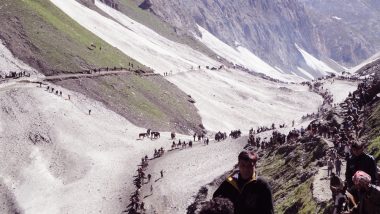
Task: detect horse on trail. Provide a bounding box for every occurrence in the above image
[139,133,148,139]
[171,141,176,150]
[151,131,160,139]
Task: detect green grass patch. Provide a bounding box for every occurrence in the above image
[366,101,380,164]
[368,136,380,164]
[276,179,319,214]
[367,101,380,140]
[257,139,329,213]
[54,74,202,133]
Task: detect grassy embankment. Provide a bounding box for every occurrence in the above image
[54,73,203,134]
[367,101,380,164]
[258,139,329,213]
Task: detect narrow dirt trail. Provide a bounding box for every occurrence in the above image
[0,69,158,87]
[312,137,346,203]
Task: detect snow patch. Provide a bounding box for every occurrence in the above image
[321,79,358,104]
[0,40,40,77]
[167,68,322,132]
[331,16,342,20]
[297,67,315,80]
[196,25,303,82]
[295,44,337,76]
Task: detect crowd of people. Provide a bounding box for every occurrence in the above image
[0,70,30,79]
[123,74,380,213]
[219,75,380,214]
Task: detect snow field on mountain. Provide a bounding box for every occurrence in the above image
[168,68,323,132]
[295,44,338,77]
[196,25,303,82]
[321,79,358,104]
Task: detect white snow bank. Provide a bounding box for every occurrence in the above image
[196,25,304,82]
[0,40,40,77]
[49,0,218,76]
[331,16,342,20]
[168,68,323,132]
[295,44,337,76]
[322,79,358,104]
[297,67,315,80]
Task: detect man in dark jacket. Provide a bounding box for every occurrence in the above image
[345,142,377,189]
[213,150,274,214]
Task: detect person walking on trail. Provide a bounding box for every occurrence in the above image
[89,109,91,115]
[328,158,334,177]
[335,158,343,177]
[345,141,377,189]
[160,170,164,178]
[330,172,342,201]
[213,150,274,214]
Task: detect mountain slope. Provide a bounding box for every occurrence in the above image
[0,0,141,75]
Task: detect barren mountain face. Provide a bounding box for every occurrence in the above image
[140,0,378,75]
[311,0,380,63]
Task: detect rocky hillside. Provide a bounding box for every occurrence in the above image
[299,0,380,68]
[137,0,378,77]
[301,0,380,54]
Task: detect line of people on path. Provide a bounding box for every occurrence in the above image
[319,77,380,214]
[171,139,193,150]
[0,70,30,79]
[127,151,169,213]
[43,84,94,116]
[128,155,149,214]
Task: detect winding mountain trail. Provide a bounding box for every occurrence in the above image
[0,65,359,213]
[311,79,357,204]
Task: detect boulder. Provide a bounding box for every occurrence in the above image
[139,0,153,10]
